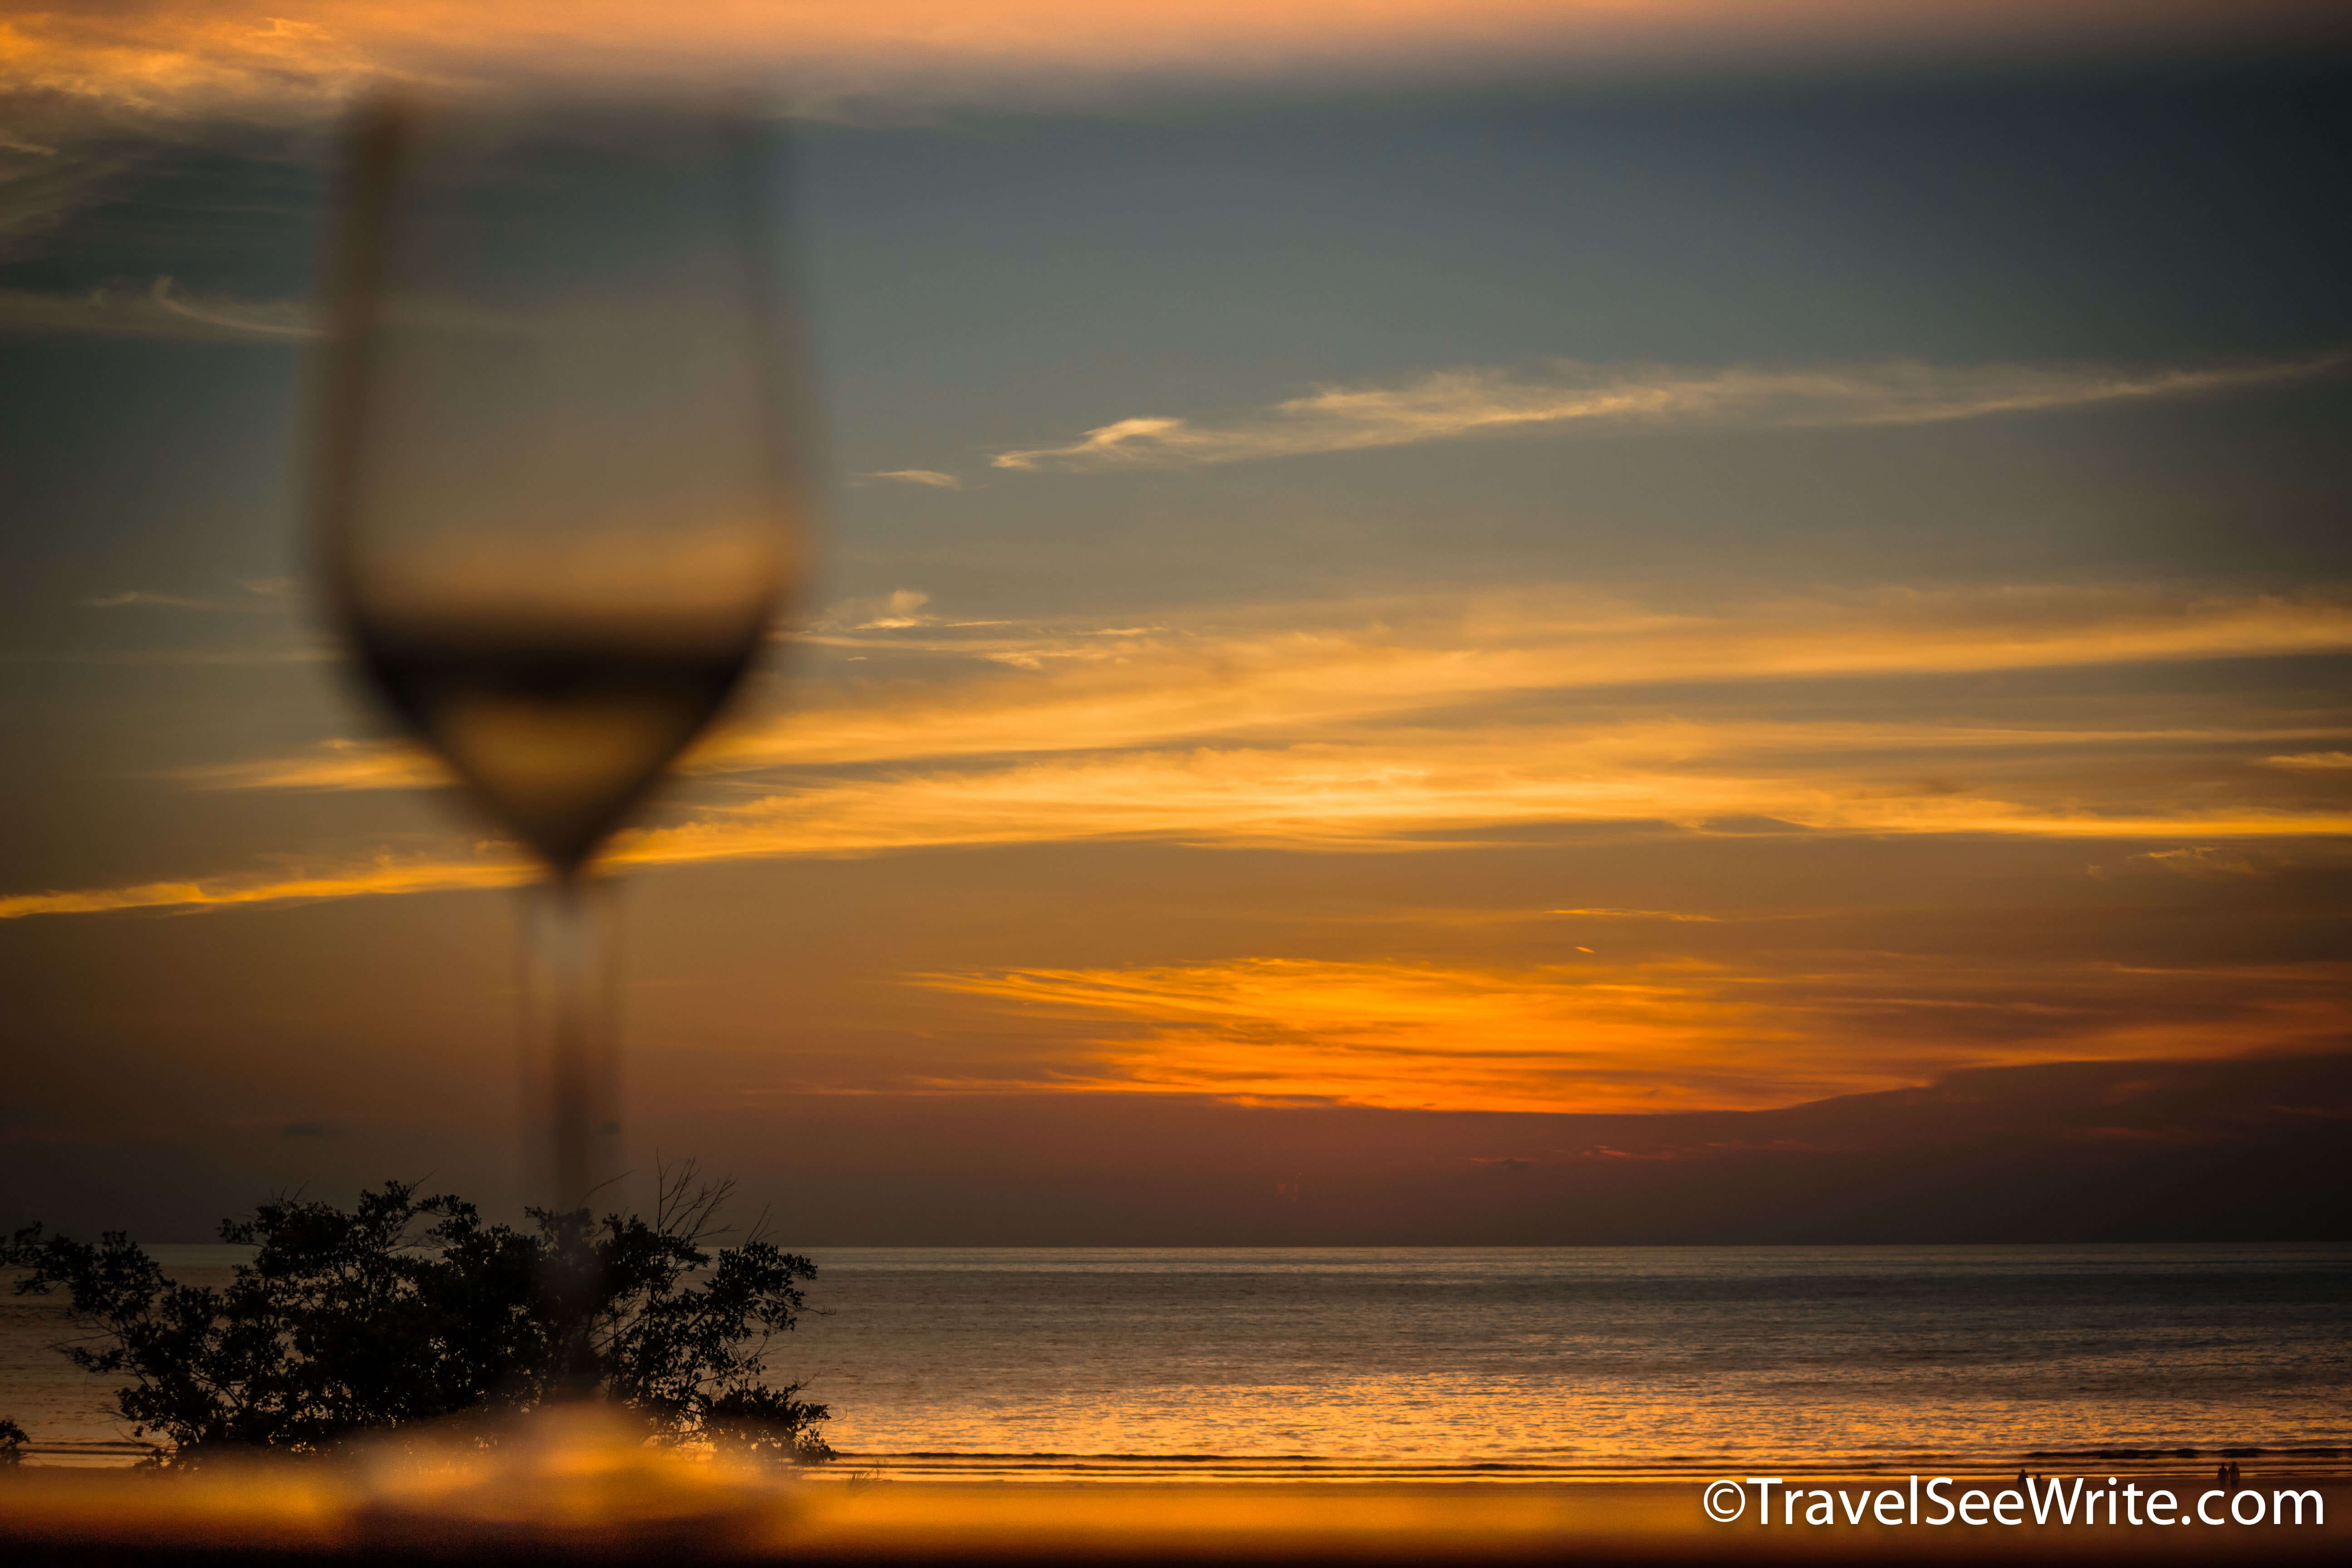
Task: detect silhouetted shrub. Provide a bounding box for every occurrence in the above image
[4,1164,830,1467]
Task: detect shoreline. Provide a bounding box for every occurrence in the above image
[19,1438,2352,1487]
[806,1452,2352,1485]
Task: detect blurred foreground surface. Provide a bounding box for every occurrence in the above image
[1,1426,2344,1566]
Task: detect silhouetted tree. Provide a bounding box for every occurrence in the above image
[0,1417,25,1465]
[4,1163,830,1467]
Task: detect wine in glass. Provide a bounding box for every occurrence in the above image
[312,93,802,1220]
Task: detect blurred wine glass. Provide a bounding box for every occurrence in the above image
[312,93,801,1220]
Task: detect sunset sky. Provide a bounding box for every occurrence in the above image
[3,2,2348,1242]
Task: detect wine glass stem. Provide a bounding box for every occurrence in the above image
[524,877,620,1217]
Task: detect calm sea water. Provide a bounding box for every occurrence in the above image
[8,1245,2348,1475]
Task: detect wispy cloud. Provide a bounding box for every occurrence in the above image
[0,645,333,667]
[2116,846,2269,879]
[991,353,2349,470]
[81,589,221,610]
[1548,908,1724,922]
[8,4,2341,131]
[171,738,448,793]
[9,740,2346,921]
[80,578,297,611]
[791,588,948,634]
[13,582,2351,919]
[190,585,2352,789]
[0,855,531,922]
[103,708,2352,918]
[705,584,2352,771]
[864,469,964,490]
[1,12,371,126]
[607,738,2352,864]
[0,277,313,341]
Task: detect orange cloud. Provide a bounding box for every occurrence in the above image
[173,737,448,792]
[6,3,2342,128]
[920,957,1806,1112]
[634,583,2352,778]
[912,954,2352,1112]
[195,583,2352,791]
[10,581,2348,920]
[0,853,529,921]
[609,735,2352,864]
[20,724,2330,922]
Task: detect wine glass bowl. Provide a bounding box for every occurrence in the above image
[312,92,801,1212]
[317,94,797,877]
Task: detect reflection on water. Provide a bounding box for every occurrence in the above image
[785,1245,2352,1474]
[8,1245,2348,1475]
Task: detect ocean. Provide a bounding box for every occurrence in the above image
[7,1245,2348,1476]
